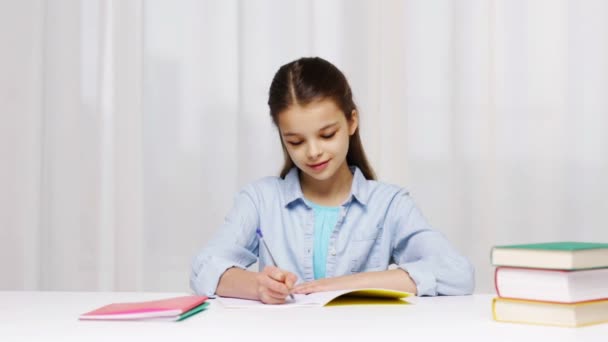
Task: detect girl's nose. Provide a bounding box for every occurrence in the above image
[306,142,322,160]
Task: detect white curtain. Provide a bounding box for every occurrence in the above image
[2,0,607,293]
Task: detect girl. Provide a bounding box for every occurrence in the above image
[190,57,474,304]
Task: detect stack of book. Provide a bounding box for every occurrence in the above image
[79,295,209,322]
[490,242,608,327]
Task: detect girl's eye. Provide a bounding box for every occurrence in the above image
[322,132,336,139]
[288,141,303,146]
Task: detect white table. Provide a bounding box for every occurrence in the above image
[1,291,606,341]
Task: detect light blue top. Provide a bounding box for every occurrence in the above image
[190,166,475,297]
[304,200,340,280]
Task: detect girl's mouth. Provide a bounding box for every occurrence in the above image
[308,159,330,171]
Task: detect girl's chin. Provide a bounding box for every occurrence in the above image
[299,166,335,181]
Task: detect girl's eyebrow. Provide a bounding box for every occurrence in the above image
[283,122,339,137]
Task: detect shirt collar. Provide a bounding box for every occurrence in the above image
[282,166,370,207]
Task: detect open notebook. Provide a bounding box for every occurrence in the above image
[217,288,413,308]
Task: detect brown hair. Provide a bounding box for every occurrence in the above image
[267,57,376,180]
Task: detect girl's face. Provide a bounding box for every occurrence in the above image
[278,98,358,182]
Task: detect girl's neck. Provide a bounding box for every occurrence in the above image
[299,162,353,207]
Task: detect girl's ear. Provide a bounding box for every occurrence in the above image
[348,110,359,136]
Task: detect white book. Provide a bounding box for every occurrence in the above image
[495,267,608,303]
[217,288,412,308]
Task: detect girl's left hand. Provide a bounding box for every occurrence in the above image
[292,275,355,294]
[291,270,417,295]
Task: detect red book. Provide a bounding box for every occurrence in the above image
[79,295,208,321]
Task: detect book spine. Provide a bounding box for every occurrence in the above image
[489,246,496,266]
[494,267,501,297]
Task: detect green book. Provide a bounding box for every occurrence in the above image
[176,302,210,321]
[491,242,608,270]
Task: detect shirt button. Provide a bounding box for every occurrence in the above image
[330,249,336,256]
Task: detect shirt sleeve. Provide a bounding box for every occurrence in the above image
[389,190,475,296]
[189,185,260,296]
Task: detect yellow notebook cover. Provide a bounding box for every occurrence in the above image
[325,288,412,306]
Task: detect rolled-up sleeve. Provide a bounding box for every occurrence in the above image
[390,191,475,296]
[189,186,260,296]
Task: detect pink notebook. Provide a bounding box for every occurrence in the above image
[79,295,208,321]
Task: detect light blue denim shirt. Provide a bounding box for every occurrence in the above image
[190,167,475,297]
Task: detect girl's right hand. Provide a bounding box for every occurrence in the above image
[255,266,297,304]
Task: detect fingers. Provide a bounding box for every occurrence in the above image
[262,276,290,295]
[263,266,286,282]
[292,280,323,294]
[284,272,297,289]
[256,272,289,304]
[255,274,286,304]
[262,266,298,291]
[258,267,299,304]
[292,284,313,294]
[259,283,289,304]
[259,291,286,304]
